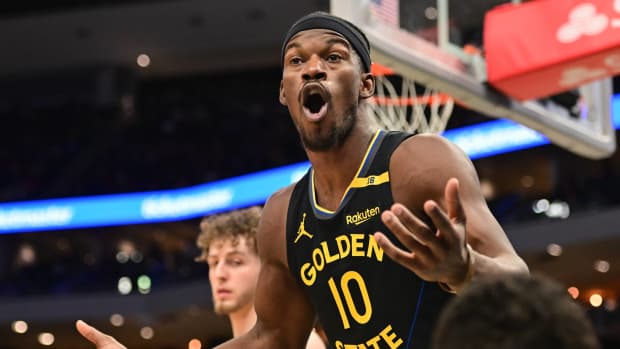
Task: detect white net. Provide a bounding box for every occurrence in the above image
[368,70,455,134]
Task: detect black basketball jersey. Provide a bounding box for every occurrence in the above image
[286,130,433,349]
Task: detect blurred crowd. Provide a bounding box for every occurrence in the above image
[0,221,204,297]
[0,68,305,202]
[0,67,619,297]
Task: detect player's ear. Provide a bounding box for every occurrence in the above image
[279,80,287,106]
[360,72,375,99]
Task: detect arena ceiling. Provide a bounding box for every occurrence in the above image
[0,0,328,77]
[0,0,511,78]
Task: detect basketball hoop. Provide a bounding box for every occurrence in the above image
[368,63,455,134]
[334,0,616,159]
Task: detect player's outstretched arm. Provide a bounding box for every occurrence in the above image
[375,134,529,293]
[75,320,127,349]
[76,187,315,349]
[215,187,317,349]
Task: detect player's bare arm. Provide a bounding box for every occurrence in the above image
[76,186,318,349]
[215,186,317,349]
[375,134,529,293]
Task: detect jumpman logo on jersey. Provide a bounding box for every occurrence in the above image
[294,213,314,243]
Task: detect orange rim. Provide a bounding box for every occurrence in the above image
[371,62,460,106]
[370,62,395,76]
[372,94,453,106]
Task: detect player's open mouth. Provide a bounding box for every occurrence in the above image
[301,84,328,121]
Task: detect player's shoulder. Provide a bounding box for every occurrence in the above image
[264,184,295,214]
[389,133,475,200]
[393,133,470,168]
[399,133,459,153]
[258,184,296,265]
[257,184,295,266]
[259,185,295,238]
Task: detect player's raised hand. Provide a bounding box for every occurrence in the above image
[374,178,473,292]
[76,320,127,349]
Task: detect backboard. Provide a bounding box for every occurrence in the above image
[331,0,616,159]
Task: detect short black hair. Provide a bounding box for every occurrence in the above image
[432,273,600,349]
[281,11,371,73]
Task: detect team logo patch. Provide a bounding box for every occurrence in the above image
[294,213,314,243]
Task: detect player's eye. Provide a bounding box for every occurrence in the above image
[326,54,342,62]
[228,259,243,267]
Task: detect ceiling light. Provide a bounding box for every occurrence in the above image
[189,339,202,349]
[589,293,603,307]
[532,199,549,214]
[137,54,151,68]
[131,251,143,263]
[137,275,152,294]
[117,240,135,254]
[11,320,28,334]
[546,243,562,257]
[140,326,154,340]
[424,7,438,20]
[116,251,129,263]
[110,314,124,327]
[545,201,570,219]
[520,175,534,188]
[17,243,36,266]
[604,298,617,311]
[118,277,132,295]
[38,333,55,346]
[567,286,579,299]
[593,260,610,273]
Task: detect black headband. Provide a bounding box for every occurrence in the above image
[281,11,371,73]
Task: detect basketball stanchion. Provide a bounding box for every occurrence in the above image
[333,0,616,159]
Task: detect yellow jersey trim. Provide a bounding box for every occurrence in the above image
[311,129,385,214]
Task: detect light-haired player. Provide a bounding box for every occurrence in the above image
[77,206,325,348]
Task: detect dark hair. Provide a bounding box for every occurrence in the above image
[281,11,371,73]
[432,273,600,349]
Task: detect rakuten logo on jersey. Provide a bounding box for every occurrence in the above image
[346,207,381,226]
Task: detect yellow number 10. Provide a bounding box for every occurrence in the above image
[327,271,372,329]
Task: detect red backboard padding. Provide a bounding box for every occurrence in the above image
[485,0,620,101]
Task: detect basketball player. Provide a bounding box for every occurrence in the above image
[432,273,600,349]
[77,206,325,349]
[195,206,325,347]
[77,11,528,349]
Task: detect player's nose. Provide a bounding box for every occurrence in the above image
[302,54,327,81]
